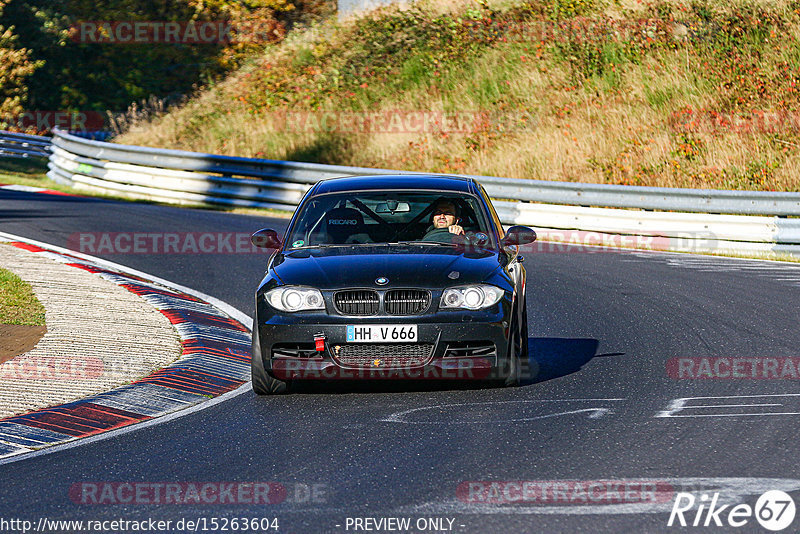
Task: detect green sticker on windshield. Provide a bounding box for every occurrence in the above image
[292,240,304,248]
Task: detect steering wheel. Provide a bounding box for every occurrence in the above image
[421,227,456,243]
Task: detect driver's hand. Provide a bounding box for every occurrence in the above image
[448,225,464,235]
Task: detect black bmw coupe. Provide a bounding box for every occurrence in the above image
[250,174,536,393]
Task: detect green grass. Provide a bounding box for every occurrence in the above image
[0,266,46,326]
[0,159,57,189]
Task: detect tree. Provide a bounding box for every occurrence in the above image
[0,0,328,131]
[0,0,42,130]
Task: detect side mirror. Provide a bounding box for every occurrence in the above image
[251,228,282,249]
[501,226,537,247]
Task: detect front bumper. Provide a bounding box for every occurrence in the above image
[257,320,512,381]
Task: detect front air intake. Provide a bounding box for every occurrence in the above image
[385,289,430,315]
[334,290,379,315]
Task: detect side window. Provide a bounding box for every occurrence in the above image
[479,184,504,240]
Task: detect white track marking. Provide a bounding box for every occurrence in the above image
[0,185,48,193]
[692,267,800,272]
[622,252,800,286]
[686,403,783,408]
[0,231,253,466]
[381,399,624,424]
[655,394,800,418]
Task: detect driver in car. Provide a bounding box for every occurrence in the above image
[421,199,465,242]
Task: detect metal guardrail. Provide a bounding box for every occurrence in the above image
[0,131,52,159]
[46,127,800,215]
[15,127,800,257]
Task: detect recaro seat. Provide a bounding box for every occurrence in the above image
[324,207,371,244]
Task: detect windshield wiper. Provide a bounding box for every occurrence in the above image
[305,243,386,248]
[390,241,460,247]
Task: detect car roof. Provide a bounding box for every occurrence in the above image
[312,174,477,195]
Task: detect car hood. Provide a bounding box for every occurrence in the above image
[270,245,504,289]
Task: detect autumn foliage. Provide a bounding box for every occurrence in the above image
[0,0,41,128]
[0,0,331,131]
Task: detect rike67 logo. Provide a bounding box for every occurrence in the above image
[668,490,796,531]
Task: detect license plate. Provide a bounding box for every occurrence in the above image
[346,325,417,343]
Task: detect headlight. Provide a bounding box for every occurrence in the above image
[440,284,504,310]
[265,286,325,312]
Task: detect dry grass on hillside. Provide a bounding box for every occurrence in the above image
[119,0,800,191]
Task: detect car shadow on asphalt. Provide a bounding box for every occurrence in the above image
[523,337,623,385]
[289,379,498,394]
[286,337,620,394]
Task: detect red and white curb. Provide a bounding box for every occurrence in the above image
[0,232,252,463]
[0,184,72,196]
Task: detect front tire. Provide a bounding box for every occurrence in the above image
[518,301,530,383]
[504,296,528,387]
[251,318,290,395]
[252,363,289,395]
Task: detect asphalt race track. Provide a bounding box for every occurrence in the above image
[1,189,800,533]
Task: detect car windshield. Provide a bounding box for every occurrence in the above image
[285,191,495,249]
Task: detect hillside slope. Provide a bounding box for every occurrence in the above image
[118,0,800,191]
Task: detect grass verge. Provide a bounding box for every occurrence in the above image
[0,266,46,326]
